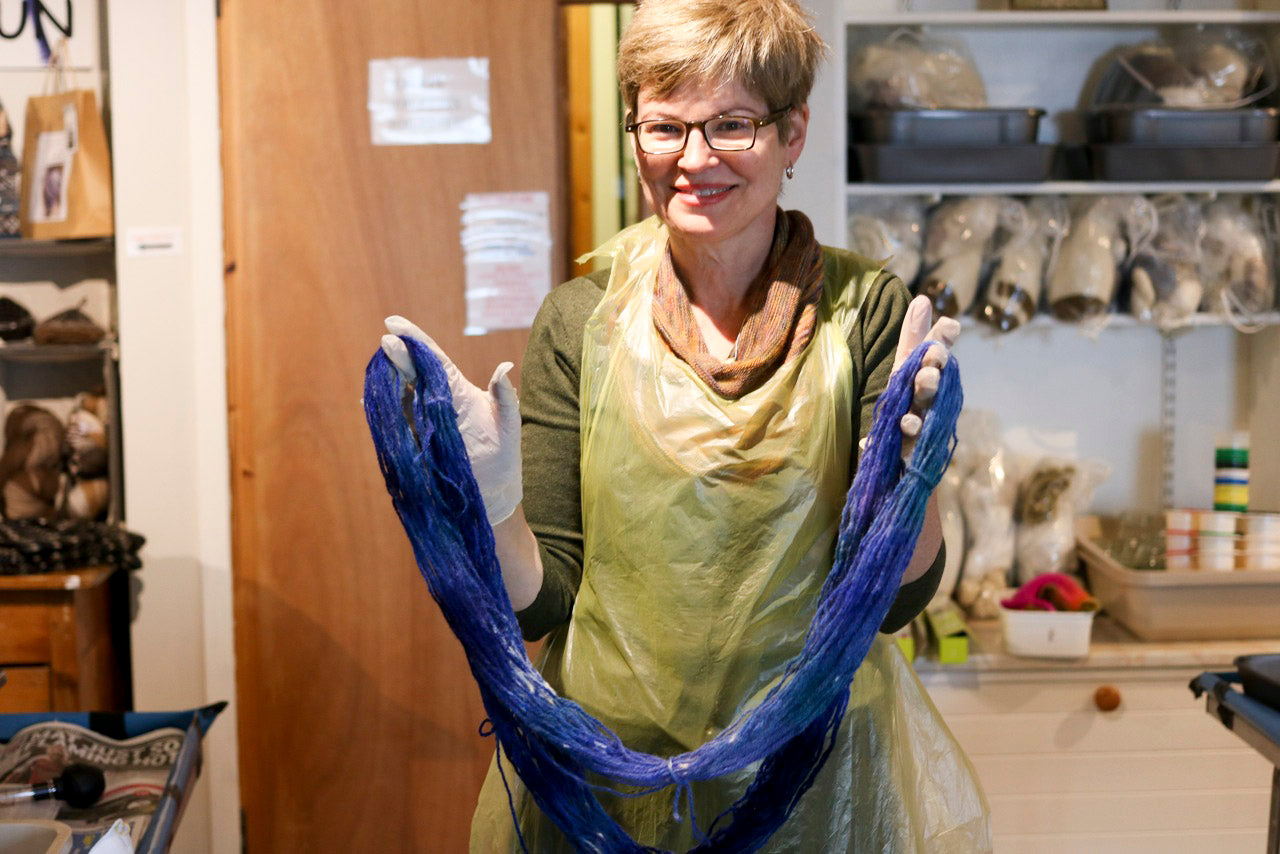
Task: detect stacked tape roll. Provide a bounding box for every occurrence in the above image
[1214,432,1250,513]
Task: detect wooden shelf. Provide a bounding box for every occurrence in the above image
[958,311,1280,333]
[842,7,1280,25]
[0,342,114,364]
[848,179,1280,197]
[0,237,114,258]
[0,565,115,591]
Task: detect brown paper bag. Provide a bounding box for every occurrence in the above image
[18,87,113,239]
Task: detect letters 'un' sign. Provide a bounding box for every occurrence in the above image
[0,2,96,69]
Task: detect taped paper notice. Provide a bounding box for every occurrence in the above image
[461,192,552,335]
[125,226,184,257]
[368,57,491,145]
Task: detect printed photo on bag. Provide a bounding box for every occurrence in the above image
[62,102,78,151]
[30,129,71,223]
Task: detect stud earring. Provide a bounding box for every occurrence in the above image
[785,164,795,180]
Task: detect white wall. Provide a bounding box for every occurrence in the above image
[952,322,1237,513]
[107,2,235,852]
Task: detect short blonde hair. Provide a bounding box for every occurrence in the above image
[617,0,828,125]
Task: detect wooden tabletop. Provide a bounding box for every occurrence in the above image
[0,565,117,591]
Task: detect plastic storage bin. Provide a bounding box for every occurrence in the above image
[1079,519,1280,640]
[0,820,70,854]
[1000,607,1095,658]
[848,105,1055,182]
[850,108,1045,144]
[1088,143,1280,181]
[1085,107,1280,144]
[851,143,1057,183]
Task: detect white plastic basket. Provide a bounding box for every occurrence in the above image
[1000,607,1096,658]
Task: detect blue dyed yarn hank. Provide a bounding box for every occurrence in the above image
[363,338,963,853]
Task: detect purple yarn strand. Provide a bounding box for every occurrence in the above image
[364,338,961,852]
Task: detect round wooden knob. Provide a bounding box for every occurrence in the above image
[1094,684,1121,712]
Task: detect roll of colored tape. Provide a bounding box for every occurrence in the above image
[1215,447,1250,468]
[1214,482,1249,512]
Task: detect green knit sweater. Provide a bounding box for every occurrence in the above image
[515,252,944,641]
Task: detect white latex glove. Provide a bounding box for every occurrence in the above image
[380,315,522,525]
[888,294,961,459]
[87,819,135,854]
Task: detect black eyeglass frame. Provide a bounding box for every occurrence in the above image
[623,105,794,154]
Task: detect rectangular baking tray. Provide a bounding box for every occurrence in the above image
[1089,143,1280,181]
[850,108,1045,145]
[1078,519,1280,640]
[1086,107,1280,144]
[851,143,1056,183]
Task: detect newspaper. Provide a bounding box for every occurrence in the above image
[0,719,184,853]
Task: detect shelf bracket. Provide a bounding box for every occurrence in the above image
[1160,331,1177,510]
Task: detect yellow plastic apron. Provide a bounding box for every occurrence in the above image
[471,218,990,852]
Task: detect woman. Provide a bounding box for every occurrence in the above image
[383,0,989,849]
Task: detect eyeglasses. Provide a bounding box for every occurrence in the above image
[624,106,793,155]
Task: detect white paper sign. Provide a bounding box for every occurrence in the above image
[460,192,551,334]
[124,226,184,257]
[368,57,490,145]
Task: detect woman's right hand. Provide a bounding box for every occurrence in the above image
[891,295,961,458]
[381,316,523,525]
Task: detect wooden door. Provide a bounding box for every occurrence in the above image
[219,2,564,849]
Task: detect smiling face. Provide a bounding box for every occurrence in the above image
[632,79,808,254]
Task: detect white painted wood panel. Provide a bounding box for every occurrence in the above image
[921,669,1275,847]
[996,828,1265,854]
[972,749,1270,795]
[989,788,1270,834]
[926,670,1214,713]
[944,707,1245,753]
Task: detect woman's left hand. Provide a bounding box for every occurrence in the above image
[891,294,961,457]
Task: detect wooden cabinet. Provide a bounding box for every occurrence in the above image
[920,665,1274,852]
[0,565,126,712]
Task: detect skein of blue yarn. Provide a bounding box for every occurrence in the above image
[364,338,962,853]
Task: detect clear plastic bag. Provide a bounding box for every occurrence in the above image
[1200,196,1274,326]
[1047,194,1156,324]
[473,637,993,853]
[846,196,926,288]
[978,197,1067,333]
[1013,456,1111,585]
[848,29,987,110]
[1093,27,1275,108]
[918,197,1025,318]
[1127,194,1204,331]
[949,410,1017,619]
